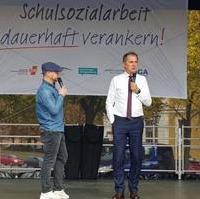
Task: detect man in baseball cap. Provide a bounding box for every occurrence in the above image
[36,62,69,199]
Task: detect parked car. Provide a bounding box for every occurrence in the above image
[185,159,200,172]
[98,145,175,177]
[182,160,200,180]
[0,154,24,166]
[25,156,43,168]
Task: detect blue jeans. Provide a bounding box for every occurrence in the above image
[40,131,68,193]
[112,116,144,193]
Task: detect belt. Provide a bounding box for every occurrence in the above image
[114,115,143,120]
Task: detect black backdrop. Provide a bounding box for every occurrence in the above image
[188,1,200,10]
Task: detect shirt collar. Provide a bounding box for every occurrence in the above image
[123,71,131,78]
[123,71,137,78]
[42,79,55,88]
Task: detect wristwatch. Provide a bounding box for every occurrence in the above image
[136,88,141,94]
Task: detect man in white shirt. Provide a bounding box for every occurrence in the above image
[106,51,152,199]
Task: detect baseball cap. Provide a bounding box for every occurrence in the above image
[41,62,63,73]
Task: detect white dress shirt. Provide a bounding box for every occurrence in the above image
[106,72,152,124]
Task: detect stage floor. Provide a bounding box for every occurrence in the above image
[0,179,200,199]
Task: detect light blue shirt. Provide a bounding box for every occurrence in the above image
[36,80,65,132]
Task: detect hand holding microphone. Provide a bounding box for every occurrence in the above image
[57,77,68,97]
[129,73,141,94]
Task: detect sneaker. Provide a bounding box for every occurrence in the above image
[40,191,61,199]
[54,189,69,199]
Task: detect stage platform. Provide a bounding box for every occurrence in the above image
[0,179,200,199]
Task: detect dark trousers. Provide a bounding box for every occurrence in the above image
[112,116,144,193]
[40,132,68,193]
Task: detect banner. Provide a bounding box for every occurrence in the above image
[0,0,188,98]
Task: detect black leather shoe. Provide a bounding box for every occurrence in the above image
[130,192,140,199]
[112,192,125,199]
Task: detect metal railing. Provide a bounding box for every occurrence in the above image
[100,125,178,178]
[0,124,200,179]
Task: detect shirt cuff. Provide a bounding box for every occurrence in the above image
[109,115,115,124]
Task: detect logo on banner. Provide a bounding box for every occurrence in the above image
[105,69,123,74]
[137,68,148,76]
[105,68,149,76]
[78,67,98,75]
[11,65,38,75]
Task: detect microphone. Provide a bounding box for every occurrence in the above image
[130,73,136,82]
[57,77,63,88]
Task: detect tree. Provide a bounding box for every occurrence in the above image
[64,95,106,125]
[79,96,106,124]
[0,95,36,123]
[165,11,200,167]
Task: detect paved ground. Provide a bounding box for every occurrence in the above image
[0,179,200,199]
